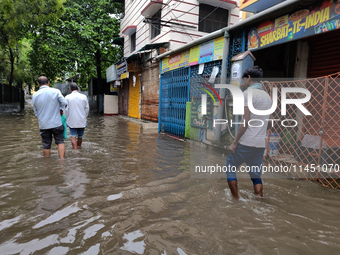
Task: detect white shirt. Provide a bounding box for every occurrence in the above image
[33,85,67,129]
[65,91,89,128]
[238,87,272,148]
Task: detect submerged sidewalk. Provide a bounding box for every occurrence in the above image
[116,115,158,133]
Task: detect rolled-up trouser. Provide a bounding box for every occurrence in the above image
[226,143,265,185]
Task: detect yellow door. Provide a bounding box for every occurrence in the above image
[128,73,141,119]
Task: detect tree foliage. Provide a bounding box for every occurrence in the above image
[0,0,65,86]
[29,0,123,89]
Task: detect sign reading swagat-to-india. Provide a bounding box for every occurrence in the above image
[248,0,340,50]
[161,36,224,73]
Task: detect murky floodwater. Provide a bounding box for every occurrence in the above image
[0,109,339,255]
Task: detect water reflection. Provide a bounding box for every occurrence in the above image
[0,110,339,254]
[121,230,146,254]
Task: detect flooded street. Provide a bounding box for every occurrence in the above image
[0,109,340,255]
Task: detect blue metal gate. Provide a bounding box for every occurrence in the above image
[158,32,245,138]
[159,67,190,137]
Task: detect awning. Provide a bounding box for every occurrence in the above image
[138,42,169,52]
[240,0,286,13]
[122,25,137,36]
[125,51,149,62]
[141,0,163,17]
[112,37,124,46]
[126,53,139,61]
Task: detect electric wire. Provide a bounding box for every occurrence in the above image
[164,0,206,41]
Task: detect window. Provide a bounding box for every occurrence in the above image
[199,4,229,33]
[151,9,161,39]
[130,32,136,52]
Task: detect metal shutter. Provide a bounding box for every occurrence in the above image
[307,29,340,78]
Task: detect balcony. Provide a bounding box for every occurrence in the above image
[141,0,164,18]
[122,25,137,36]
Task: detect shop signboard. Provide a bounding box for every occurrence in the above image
[189,45,200,66]
[161,50,190,73]
[198,40,215,64]
[116,60,129,80]
[248,0,340,51]
[213,36,224,61]
[161,36,225,73]
[110,84,119,92]
[188,36,224,66]
[106,64,117,83]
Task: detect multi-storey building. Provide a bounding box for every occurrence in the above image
[116,0,241,121]
[122,0,240,56]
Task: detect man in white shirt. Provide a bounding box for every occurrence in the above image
[65,83,89,150]
[33,76,67,158]
[226,66,272,199]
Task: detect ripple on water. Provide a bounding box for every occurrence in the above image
[32,202,82,229]
[1,111,340,254]
[121,230,146,254]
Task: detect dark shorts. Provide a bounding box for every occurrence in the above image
[69,127,85,138]
[226,143,265,185]
[40,125,64,149]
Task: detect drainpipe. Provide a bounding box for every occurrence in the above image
[215,29,230,141]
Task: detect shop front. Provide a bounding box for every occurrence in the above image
[246,0,340,78]
[242,0,340,188]
[141,62,160,122]
[159,33,245,139]
[116,60,129,116]
[128,69,141,119]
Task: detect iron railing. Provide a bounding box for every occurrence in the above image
[263,72,340,189]
[0,83,22,104]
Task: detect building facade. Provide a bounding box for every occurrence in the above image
[240,0,340,189]
[121,0,240,56]
[115,0,241,121]
[155,0,340,188]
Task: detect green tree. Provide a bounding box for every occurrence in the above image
[29,0,123,90]
[0,0,65,87]
[15,39,36,93]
